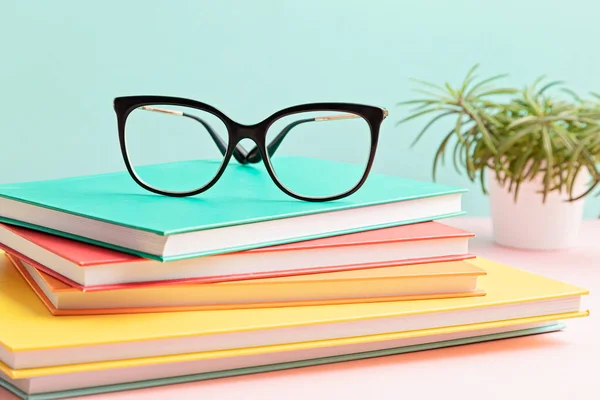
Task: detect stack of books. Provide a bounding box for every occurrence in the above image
[0,158,589,400]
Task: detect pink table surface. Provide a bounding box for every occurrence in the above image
[1,217,598,400]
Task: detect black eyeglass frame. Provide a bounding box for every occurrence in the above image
[114,95,387,202]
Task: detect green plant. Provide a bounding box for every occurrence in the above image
[397,65,600,202]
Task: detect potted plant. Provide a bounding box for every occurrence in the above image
[397,65,600,250]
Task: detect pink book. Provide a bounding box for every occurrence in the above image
[0,221,474,291]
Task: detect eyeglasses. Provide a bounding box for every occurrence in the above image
[113,96,388,202]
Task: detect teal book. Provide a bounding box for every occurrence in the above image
[0,157,466,261]
[0,323,564,400]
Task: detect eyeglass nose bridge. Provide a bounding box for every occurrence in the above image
[227,124,266,165]
[231,124,264,143]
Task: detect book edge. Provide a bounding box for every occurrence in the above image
[0,322,566,399]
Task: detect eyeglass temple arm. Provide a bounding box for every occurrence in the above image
[245,110,389,163]
[181,113,250,164]
[245,118,315,163]
[140,107,387,164]
[140,106,250,164]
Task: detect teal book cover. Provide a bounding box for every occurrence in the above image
[0,323,564,400]
[0,157,466,260]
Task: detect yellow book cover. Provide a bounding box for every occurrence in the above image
[0,252,588,351]
[0,251,589,379]
[0,315,584,381]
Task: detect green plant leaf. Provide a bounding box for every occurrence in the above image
[445,82,458,98]
[524,87,544,116]
[432,129,457,181]
[409,88,453,101]
[541,126,554,202]
[396,99,440,106]
[526,158,542,181]
[479,167,487,194]
[560,88,583,103]
[465,74,509,97]
[452,136,464,175]
[462,102,498,154]
[569,134,598,174]
[395,107,444,126]
[555,160,567,194]
[454,112,466,143]
[408,78,448,94]
[476,88,519,97]
[529,75,547,94]
[537,80,565,96]
[569,174,600,201]
[511,148,534,201]
[552,124,575,151]
[479,110,503,128]
[409,110,457,147]
[459,63,480,95]
[497,124,539,153]
[506,115,540,130]
[464,135,476,181]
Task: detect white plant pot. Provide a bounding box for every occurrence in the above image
[487,168,588,250]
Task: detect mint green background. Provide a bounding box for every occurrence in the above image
[1,0,598,218]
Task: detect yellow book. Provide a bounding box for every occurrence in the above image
[9,253,486,315]
[0,252,589,376]
[0,318,578,395]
